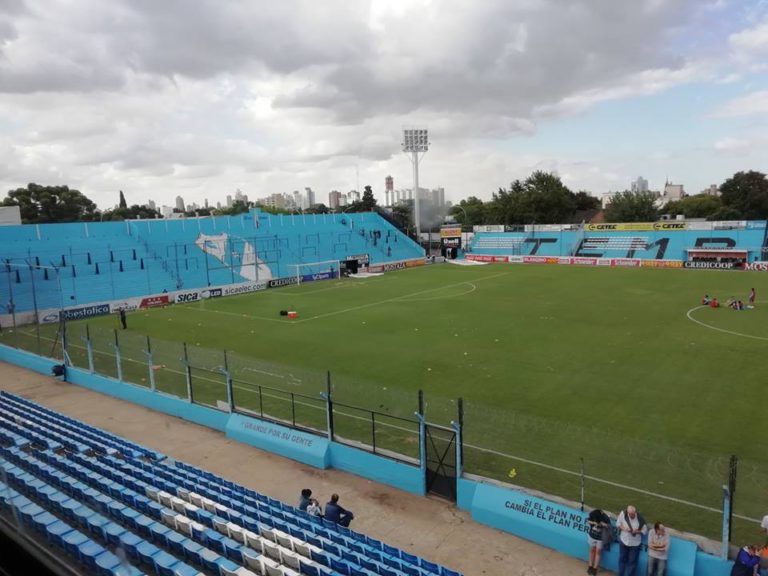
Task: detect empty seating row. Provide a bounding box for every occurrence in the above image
[580,236,649,251]
[0,393,461,576]
[0,391,163,461]
[0,480,146,576]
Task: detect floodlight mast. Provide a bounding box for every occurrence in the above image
[402,128,429,248]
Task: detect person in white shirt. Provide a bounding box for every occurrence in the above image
[647,522,670,576]
[306,498,323,517]
[761,515,768,539]
[616,505,648,576]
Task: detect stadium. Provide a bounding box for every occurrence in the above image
[1,209,766,576]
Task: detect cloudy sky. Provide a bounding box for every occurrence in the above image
[1,0,767,210]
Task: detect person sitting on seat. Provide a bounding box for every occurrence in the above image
[306,498,323,517]
[324,493,354,527]
[298,488,312,511]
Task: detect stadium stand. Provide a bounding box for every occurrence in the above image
[0,210,424,313]
[468,222,768,260]
[0,391,461,576]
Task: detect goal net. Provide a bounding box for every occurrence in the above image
[290,260,341,285]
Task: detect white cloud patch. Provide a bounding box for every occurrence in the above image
[0,0,760,208]
[715,90,768,116]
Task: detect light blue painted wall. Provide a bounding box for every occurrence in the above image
[0,345,58,375]
[329,443,424,496]
[225,413,330,469]
[458,478,725,576]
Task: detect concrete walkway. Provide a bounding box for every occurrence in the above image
[0,362,589,575]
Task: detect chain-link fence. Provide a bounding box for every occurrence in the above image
[0,315,762,545]
[461,400,761,543]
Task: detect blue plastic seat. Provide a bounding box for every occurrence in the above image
[78,539,106,571]
[94,550,122,576]
[136,540,161,565]
[63,530,89,557]
[45,520,72,547]
[103,522,127,546]
[166,529,187,556]
[440,567,461,576]
[118,531,143,560]
[148,521,172,547]
[182,539,204,565]
[152,550,180,576]
[420,559,439,573]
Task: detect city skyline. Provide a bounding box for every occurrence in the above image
[1,2,767,210]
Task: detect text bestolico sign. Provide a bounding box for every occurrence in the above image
[61,304,111,321]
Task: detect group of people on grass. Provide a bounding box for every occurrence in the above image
[701,288,755,310]
[298,488,354,527]
[587,504,768,576]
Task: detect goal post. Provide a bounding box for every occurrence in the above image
[290,259,342,285]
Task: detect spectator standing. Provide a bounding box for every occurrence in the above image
[298,488,312,512]
[616,505,648,576]
[119,308,127,330]
[586,508,610,575]
[647,522,670,576]
[325,493,354,527]
[749,288,756,306]
[731,545,761,576]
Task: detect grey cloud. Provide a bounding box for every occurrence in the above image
[275,0,693,127]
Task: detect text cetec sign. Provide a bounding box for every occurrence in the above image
[585,222,688,232]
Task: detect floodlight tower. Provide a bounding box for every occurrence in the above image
[402,128,429,245]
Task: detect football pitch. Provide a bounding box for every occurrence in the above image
[6,263,767,541]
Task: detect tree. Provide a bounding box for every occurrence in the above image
[604,191,659,222]
[485,171,576,225]
[304,203,330,214]
[118,190,127,209]
[450,196,486,227]
[574,191,601,211]
[215,200,251,216]
[100,204,162,221]
[719,171,768,220]
[361,185,377,211]
[390,203,413,231]
[523,171,576,224]
[663,194,722,219]
[2,183,98,223]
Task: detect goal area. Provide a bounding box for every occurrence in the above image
[290,260,341,285]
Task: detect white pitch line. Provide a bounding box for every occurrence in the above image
[397,282,477,302]
[9,327,761,524]
[293,271,510,323]
[686,305,768,342]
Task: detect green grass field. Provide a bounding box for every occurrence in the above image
[4,263,767,542]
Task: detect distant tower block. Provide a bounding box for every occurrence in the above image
[385,175,394,206]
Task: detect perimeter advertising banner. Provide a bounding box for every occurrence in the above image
[640,259,684,268]
[585,222,688,232]
[743,261,768,271]
[440,226,462,238]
